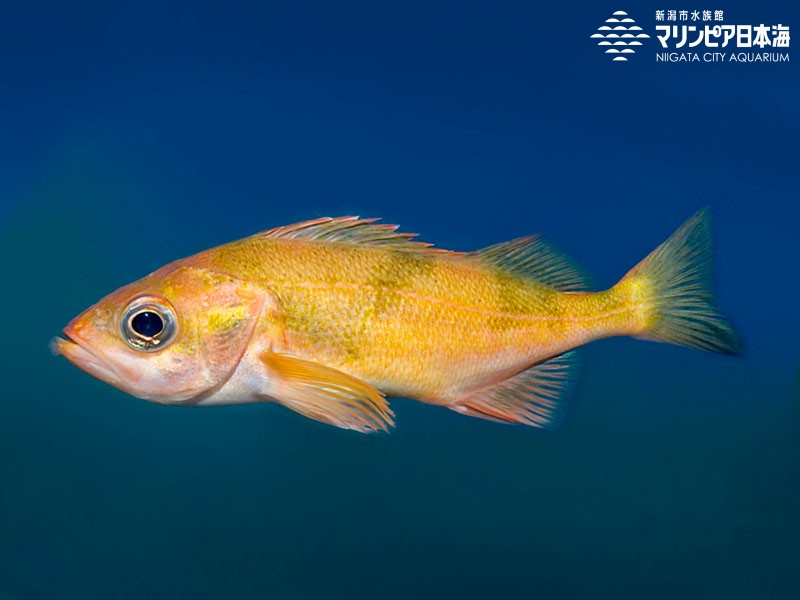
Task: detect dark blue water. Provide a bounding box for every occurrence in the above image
[1,2,798,598]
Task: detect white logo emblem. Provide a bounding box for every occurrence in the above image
[591,10,650,61]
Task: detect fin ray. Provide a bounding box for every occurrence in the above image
[472,236,591,291]
[450,351,579,428]
[257,217,446,251]
[620,208,740,354]
[260,352,394,433]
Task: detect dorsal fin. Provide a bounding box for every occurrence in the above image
[258,217,442,251]
[472,235,591,292]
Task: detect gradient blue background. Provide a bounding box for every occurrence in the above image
[1,1,798,598]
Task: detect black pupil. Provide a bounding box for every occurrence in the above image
[131,311,164,337]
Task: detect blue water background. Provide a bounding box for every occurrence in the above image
[1,1,798,598]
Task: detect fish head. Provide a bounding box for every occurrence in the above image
[52,265,267,404]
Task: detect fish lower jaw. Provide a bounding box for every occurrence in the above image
[51,336,128,391]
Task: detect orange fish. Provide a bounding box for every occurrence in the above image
[52,209,739,432]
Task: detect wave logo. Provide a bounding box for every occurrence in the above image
[591,10,650,61]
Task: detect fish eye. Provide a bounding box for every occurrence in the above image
[121,296,177,352]
[131,311,163,337]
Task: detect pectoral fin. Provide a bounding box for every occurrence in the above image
[260,352,394,433]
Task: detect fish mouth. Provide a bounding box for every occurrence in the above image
[51,326,127,389]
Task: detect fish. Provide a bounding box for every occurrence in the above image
[52,208,740,433]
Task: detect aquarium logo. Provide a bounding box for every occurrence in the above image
[653,10,791,63]
[591,10,651,61]
[592,9,791,64]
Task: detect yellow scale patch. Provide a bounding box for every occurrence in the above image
[204,306,248,334]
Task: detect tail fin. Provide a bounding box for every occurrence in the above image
[618,208,740,354]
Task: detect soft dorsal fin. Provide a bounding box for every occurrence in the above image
[472,235,591,292]
[258,217,442,251]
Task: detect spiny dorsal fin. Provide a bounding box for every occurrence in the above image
[258,217,444,251]
[450,351,579,429]
[472,235,591,292]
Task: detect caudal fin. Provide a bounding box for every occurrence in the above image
[618,208,740,354]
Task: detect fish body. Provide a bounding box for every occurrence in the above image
[54,210,739,432]
[191,236,629,401]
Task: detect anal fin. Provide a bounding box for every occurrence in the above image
[260,352,394,433]
[450,351,579,429]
